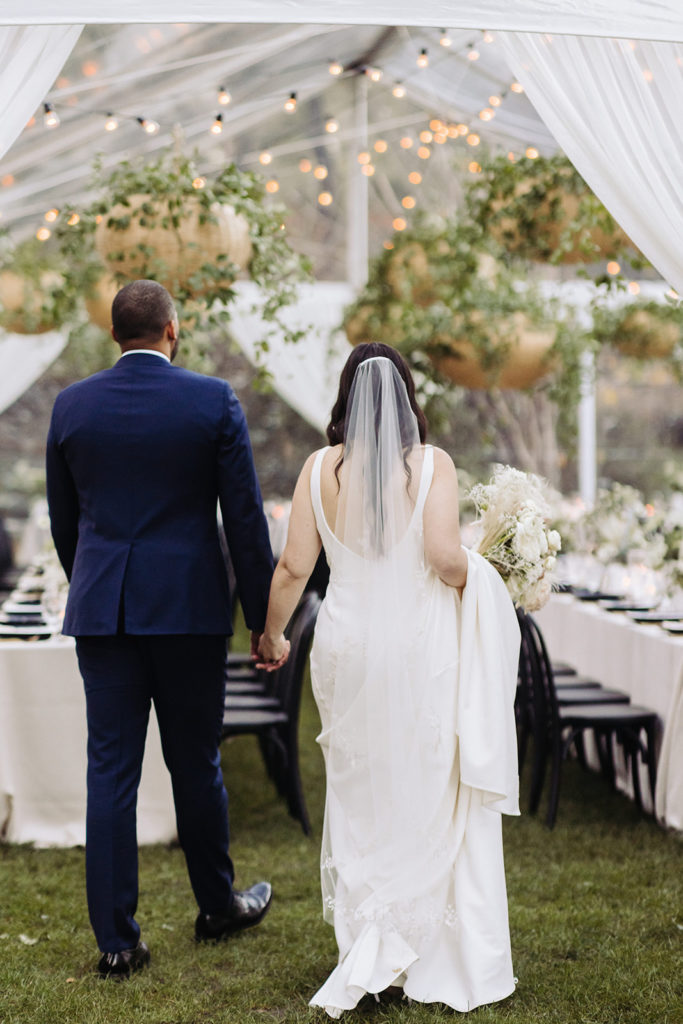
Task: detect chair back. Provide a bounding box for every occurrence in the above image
[519,611,561,736]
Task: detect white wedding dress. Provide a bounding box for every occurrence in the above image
[308,440,521,1017]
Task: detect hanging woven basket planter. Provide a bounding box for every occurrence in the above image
[0,270,64,334]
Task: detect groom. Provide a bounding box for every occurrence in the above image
[46,279,276,978]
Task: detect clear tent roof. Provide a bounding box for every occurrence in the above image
[0,22,558,277]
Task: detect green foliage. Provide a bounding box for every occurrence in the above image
[591,298,683,375]
[464,153,647,275]
[54,149,311,365]
[0,235,79,334]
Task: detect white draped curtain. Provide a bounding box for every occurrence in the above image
[499,35,683,294]
[0,26,82,161]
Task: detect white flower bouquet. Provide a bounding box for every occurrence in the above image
[467,465,561,612]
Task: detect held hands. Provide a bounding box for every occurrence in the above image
[255,632,291,672]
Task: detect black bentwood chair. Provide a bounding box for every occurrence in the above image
[221,591,321,835]
[516,610,659,828]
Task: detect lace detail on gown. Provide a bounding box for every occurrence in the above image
[308,445,517,1017]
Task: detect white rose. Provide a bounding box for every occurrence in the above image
[547,529,562,553]
[513,518,544,562]
[523,575,552,612]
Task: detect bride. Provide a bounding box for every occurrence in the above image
[258,342,521,1016]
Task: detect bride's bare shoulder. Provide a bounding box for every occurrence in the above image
[300,445,342,476]
[429,446,458,476]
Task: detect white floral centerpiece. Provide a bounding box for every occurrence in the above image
[468,465,561,611]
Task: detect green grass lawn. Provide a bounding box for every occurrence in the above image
[1,662,682,1024]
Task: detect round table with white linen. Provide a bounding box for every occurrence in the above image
[0,636,176,846]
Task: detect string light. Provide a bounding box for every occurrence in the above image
[467,48,480,61]
[525,146,539,159]
[439,30,452,48]
[479,108,495,121]
[383,241,394,250]
[628,281,641,295]
[417,49,429,68]
[483,31,495,43]
[325,116,339,134]
[361,164,375,177]
[67,212,80,226]
[328,60,343,76]
[36,227,51,241]
[192,177,206,189]
[104,112,119,132]
[313,165,328,180]
[666,288,679,300]
[507,151,516,161]
[265,179,279,194]
[392,218,407,231]
[419,130,433,143]
[284,92,297,113]
[456,123,469,135]
[392,83,406,98]
[81,60,98,78]
[401,196,415,209]
[489,95,502,108]
[643,69,653,82]
[44,208,59,222]
[299,158,312,173]
[434,131,447,144]
[259,151,273,165]
[408,171,422,185]
[210,113,223,135]
[136,117,160,134]
[374,139,387,153]
[218,86,231,105]
[25,116,36,129]
[429,119,445,132]
[607,261,621,275]
[468,161,482,173]
[357,151,371,165]
[1,174,14,187]
[366,67,383,82]
[43,103,60,129]
[417,146,431,159]
[447,124,459,138]
[510,81,524,93]
[318,191,333,206]
[467,133,481,146]
[399,136,413,149]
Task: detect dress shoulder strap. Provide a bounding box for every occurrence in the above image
[414,444,435,518]
[310,447,331,538]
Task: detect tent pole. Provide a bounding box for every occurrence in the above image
[346,73,369,291]
[578,349,597,508]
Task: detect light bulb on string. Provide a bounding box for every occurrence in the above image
[299,158,312,173]
[628,281,641,295]
[408,171,422,185]
[43,103,60,128]
[137,116,160,135]
[265,179,279,194]
[361,164,375,177]
[67,213,80,226]
[259,151,273,166]
[525,146,539,159]
[468,161,482,173]
[399,136,413,149]
[357,151,371,165]
[479,108,495,121]
[313,165,328,180]
[374,139,387,153]
[434,131,447,144]
[467,48,480,61]
[510,81,524,93]
[606,261,621,275]
[392,82,406,98]
[104,112,119,132]
[218,86,231,105]
[417,146,431,159]
[419,130,433,143]
[456,123,468,135]
[439,30,452,48]
[36,227,51,241]
[192,177,206,189]
[467,133,480,146]
[328,59,343,76]
[284,92,297,113]
[417,49,429,68]
[429,119,445,132]
[383,241,394,250]
[44,208,59,223]
[483,31,495,43]
[392,218,407,232]
[366,67,383,82]
[489,95,502,107]
[318,192,333,206]
[401,196,415,209]
[325,116,339,134]
[210,113,223,135]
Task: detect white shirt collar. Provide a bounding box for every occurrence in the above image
[120,349,170,363]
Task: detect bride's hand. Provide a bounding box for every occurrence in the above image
[256,633,291,671]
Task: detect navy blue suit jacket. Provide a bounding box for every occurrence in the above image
[46,352,274,636]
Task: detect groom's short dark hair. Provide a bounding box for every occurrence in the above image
[112,279,176,343]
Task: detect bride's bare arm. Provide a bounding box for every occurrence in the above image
[423,448,468,589]
[258,452,322,663]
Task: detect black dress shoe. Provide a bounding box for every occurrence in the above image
[97,940,150,979]
[195,881,273,941]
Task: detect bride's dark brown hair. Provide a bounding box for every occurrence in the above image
[326,343,427,447]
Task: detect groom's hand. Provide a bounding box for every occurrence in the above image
[255,633,290,672]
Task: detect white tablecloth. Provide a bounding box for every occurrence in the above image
[0,637,176,846]
[536,595,683,830]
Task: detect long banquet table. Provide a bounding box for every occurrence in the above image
[536,594,683,830]
[0,636,176,846]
